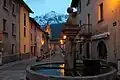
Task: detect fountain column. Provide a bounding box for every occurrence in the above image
[64,37,77,75]
[72,40,76,75]
[64,38,71,70]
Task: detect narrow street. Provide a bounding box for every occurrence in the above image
[0,52,64,80]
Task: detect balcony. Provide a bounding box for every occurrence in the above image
[79,24,92,37]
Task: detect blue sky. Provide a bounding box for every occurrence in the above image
[24,0,72,17]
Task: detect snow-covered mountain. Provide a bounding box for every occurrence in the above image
[34,11,68,27]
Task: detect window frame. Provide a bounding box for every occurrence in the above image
[12,2,16,15]
[3,0,9,11]
[98,2,104,23]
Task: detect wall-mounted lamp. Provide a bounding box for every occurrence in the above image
[41,40,44,45]
[63,35,67,40]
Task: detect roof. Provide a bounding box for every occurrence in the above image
[19,0,33,13]
[29,17,48,35]
[71,0,79,7]
[50,23,64,39]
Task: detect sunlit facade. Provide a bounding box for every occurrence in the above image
[75,0,120,65]
[64,0,120,69]
[19,1,33,59]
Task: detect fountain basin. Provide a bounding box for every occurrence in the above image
[26,62,117,80]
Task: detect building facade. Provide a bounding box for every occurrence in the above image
[0,0,20,63]
[29,17,37,57]
[62,0,120,69]
[30,17,49,57]
[19,1,33,59]
[44,25,52,39]
[67,0,120,67]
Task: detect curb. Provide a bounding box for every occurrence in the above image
[0,57,36,70]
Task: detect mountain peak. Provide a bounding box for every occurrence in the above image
[34,11,68,27]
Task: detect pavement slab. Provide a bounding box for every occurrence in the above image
[0,52,64,80]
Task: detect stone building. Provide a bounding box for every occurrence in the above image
[64,0,120,69]
[30,17,49,57]
[0,0,20,63]
[19,0,33,59]
[29,17,37,57]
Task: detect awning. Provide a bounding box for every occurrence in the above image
[92,32,110,40]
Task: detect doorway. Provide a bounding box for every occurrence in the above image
[97,41,107,59]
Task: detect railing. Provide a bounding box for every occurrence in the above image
[79,24,92,36]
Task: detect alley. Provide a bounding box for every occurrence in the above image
[0,52,64,80]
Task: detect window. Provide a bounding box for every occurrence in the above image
[24,13,26,26]
[12,23,15,34]
[87,13,91,33]
[79,20,81,26]
[87,0,90,6]
[35,36,36,41]
[12,44,15,54]
[3,19,6,31]
[3,0,7,7]
[12,3,15,14]
[98,3,103,22]
[79,0,81,13]
[31,23,32,29]
[31,33,32,41]
[87,13,90,24]
[24,27,26,37]
[24,45,26,53]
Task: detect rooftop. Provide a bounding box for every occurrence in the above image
[19,0,34,13]
[29,17,48,35]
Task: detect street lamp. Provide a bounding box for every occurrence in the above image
[60,39,64,45]
[41,39,44,45]
[63,35,67,40]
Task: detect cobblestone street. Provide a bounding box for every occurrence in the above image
[0,52,64,80]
